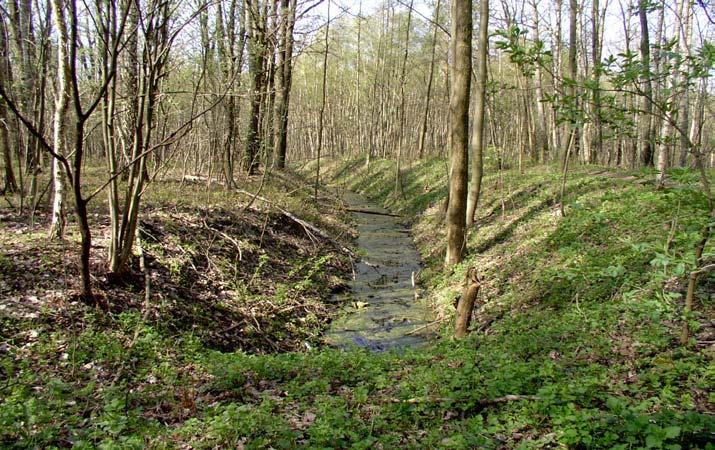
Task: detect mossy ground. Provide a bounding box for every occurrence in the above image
[1,158,714,448]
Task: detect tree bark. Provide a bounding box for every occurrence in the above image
[466,0,489,227]
[273,0,296,169]
[314,0,330,199]
[49,0,70,240]
[244,0,265,175]
[590,0,602,164]
[530,0,548,163]
[394,0,414,197]
[418,0,441,159]
[637,0,654,167]
[0,18,18,194]
[444,0,472,266]
[455,267,480,338]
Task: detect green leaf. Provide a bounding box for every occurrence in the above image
[663,426,681,439]
[645,433,662,448]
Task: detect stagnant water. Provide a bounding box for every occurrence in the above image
[324,192,434,351]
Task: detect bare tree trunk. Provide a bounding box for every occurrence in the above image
[656,0,685,184]
[394,0,414,196]
[49,0,70,240]
[552,0,563,156]
[466,0,489,227]
[590,0,602,164]
[217,0,239,187]
[689,78,706,151]
[445,0,472,266]
[0,106,16,194]
[637,0,653,167]
[530,0,548,163]
[101,0,121,273]
[244,0,265,175]
[0,19,18,194]
[417,0,440,159]
[273,0,296,169]
[676,0,692,167]
[314,0,330,199]
[558,0,578,216]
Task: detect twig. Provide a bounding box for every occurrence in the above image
[241,168,269,212]
[201,218,243,261]
[384,394,539,405]
[666,201,681,251]
[3,193,15,209]
[405,317,447,336]
[693,263,715,275]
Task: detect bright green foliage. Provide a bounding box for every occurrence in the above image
[2,161,714,448]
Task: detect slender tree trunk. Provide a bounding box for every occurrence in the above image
[445,0,472,266]
[0,19,18,194]
[590,0,602,164]
[558,0,578,216]
[355,0,363,157]
[101,0,121,273]
[637,0,653,167]
[418,0,440,159]
[466,0,489,227]
[676,0,692,167]
[531,0,547,163]
[552,0,563,156]
[689,78,706,150]
[314,0,330,199]
[49,0,70,240]
[656,0,685,184]
[217,0,238,187]
[394,0,414,196]
[244,0,265,175]
[273,0,295,169]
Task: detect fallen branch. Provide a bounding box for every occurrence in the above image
[384,394,539,406]
[181,175,356,260]
[201,218,243,261]
[182,174,225,187]
[236,189,356,259]
[405,317,447,336]
[346,208,403,218]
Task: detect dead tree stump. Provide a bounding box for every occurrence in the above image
[455,267,481,338]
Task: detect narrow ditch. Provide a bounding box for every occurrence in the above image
[324,192,435,351]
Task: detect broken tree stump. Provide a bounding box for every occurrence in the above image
[455,267,481,338]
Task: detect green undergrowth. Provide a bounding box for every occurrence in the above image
[0,167,354,447]
[2,159,714,448]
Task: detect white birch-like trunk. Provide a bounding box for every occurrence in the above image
[49,0,70,240]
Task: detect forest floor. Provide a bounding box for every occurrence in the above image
[1,159,714,448]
